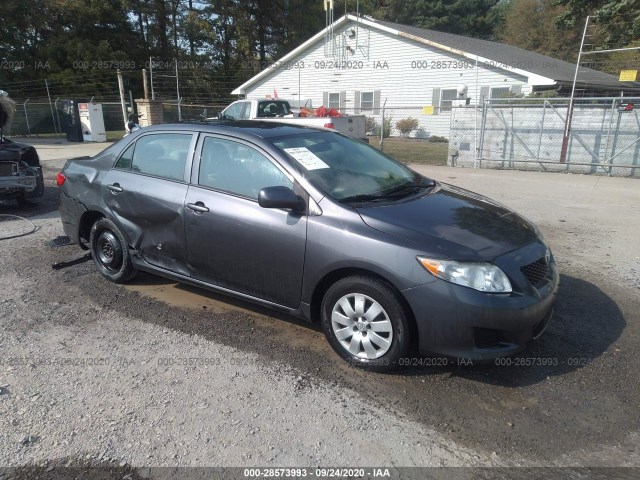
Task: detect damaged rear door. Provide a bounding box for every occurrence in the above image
[100,131,197,276]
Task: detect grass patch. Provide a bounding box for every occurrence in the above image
[367,136,448,166]
[106,130,126,142]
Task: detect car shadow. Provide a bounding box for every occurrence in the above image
[397,273,625,386]
[0,185,59,218]
[125,272,321,331]
[124,271,623,387]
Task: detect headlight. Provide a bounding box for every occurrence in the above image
[417,257,512,293]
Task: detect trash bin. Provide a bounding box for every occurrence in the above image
[60,100,85,142]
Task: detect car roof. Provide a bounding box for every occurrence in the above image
[140,120,324,140]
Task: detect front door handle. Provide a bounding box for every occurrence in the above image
[106,183,123,193]
[187,202,209,213]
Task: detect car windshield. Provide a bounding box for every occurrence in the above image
[272,132,425,202]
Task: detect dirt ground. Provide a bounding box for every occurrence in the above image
[1,138,639,476]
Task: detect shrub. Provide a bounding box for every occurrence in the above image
[428,135,449,143]
[365,116,377,135]
[395,117,419,137]
[374,116,393,138]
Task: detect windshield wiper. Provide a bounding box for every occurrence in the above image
[340,179,436,205]
[339,193,390,204]
[379,179,436,198]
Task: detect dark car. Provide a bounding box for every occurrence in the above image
[58,121,558,371]
[0,91,44,206]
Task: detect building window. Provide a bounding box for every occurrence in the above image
[360,91,374,111]
[328,92,341,109]
[439,89,458,112]
[490,87,511,101]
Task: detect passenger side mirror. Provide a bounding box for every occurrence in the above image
[258,186,305,212]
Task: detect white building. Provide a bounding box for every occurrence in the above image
[232,14,634,138]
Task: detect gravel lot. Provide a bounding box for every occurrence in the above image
[1,138,639,476]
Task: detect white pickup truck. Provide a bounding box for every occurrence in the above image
[219,99,367,141]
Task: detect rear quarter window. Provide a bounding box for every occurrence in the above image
[127,133,192,181]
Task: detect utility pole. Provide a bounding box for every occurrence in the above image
[560,16,590,164]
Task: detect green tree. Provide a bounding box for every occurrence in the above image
[555,0,640,47]
[499,0,582,61]
[383,0,506,39]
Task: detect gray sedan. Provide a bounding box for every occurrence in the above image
[58,121,558,371]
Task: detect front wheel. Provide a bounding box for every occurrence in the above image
[321,276,411,372]
[89,218,137,283]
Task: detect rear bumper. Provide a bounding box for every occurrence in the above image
[403,243,559,360]
[59,188,87,245]
[0,168,43,198]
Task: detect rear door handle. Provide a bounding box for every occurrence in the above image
[187,202,209,213]
[106,183,123,193]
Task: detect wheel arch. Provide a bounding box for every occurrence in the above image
[309,267,419,350]
[77,210,106,248]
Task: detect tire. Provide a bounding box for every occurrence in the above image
[89,218,137,283]
[16,192,27,208]
[321,275,410,372]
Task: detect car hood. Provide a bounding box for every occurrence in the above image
[355,183,539,261]
[0,91,15,132]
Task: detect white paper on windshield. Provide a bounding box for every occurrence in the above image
[284,147,330,170]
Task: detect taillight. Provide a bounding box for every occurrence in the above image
[56,172,66,187]
[324,122,335,129]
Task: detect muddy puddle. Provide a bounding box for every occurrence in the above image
[124,273,330,355]
[125,273,256,316]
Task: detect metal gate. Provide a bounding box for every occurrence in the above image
[449,97,640,177]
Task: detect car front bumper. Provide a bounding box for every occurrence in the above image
[403,241,559,360]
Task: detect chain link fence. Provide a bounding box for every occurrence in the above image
[7,94,638,179]
[332,105,452,140]
[449,97,640,177]
[6,100,130,136]
[162,102,230,123]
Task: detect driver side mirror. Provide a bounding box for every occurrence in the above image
[258,186,305,212]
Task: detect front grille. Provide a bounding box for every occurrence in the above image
[0,162,17,176]
[520,257,548,286]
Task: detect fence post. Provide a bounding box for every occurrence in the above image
[603,98,616,167]
[45,79,58,134]
[175,59,182,122]
[379,99,386,151]
[608,103,622,176]
[477,100,487,167]
[54,98,62,137]
[117,69,128,130]
[23,99,31,136]
[536,101,547,164]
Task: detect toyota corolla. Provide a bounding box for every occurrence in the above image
[58,122,559,371]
